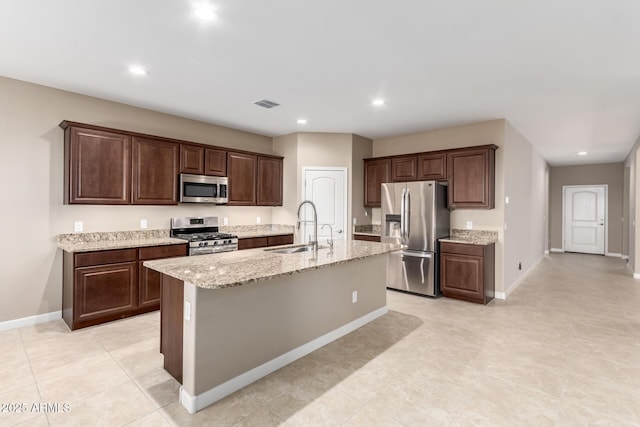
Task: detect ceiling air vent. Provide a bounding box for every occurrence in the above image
[254,99,280,109]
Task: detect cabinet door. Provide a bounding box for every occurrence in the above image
[364,158,391,207]
[205,148,227,176]
[180,144,204,175]
[417,152,447,180]
[74,262,137,326]
[228,152,257,205]
[391,156,417,182]
[440,252,484,303]
[66,126,131,204]
[257,156,283,206]
[447,146,496,209]
[138,244,187,310]
[132,137,179,205]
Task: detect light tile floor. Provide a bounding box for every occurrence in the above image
[1,253,639,426]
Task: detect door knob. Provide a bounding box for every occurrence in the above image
[337,229,343,233]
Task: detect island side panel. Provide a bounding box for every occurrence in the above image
[160,274,184,383]
[184,254,388,397]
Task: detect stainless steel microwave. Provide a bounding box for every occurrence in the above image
[179,174,228,204]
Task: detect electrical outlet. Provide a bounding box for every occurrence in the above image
[352,291,358,304]
[184,301,191,322]
[256,216,261,224]
[140,219,148,229]
[505,196,510,204]
[466,221,472,230]
[223,217,228,225]
[74,221,83,232]
[353,217,357,225]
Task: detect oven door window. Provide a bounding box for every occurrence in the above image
[183,182,217,198]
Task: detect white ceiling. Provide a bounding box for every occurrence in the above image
[2,1,639,166]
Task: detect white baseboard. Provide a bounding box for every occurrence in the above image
[0,311,62,332]
[495,256,544,300]
[549,248,564,253]
[606,252,622,258]
[180,306,388,414]
[544,250,549,255]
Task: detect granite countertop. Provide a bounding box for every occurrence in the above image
[221,224,295,239]
[144,240,400,290]
[58,230,186,253]
[353,224,381,237]
[439,229,498,246]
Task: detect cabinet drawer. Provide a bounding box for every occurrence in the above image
[138,244,187,261]
[238,237,268,250]
[440,242,484,257]
[267,234,294,246]
[75,249,137,268]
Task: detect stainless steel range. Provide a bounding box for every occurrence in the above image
[170,216,238,256]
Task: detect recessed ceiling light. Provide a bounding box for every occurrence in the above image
[578,151,588,156]
[372,99,385,106]
[297,119,307,124]
[128,66,148,76]
[193,4,217,21]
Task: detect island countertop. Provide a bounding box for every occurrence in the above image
[144,240,400,290]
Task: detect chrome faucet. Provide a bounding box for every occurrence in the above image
[296,200,318,253]
[321,224,334,249]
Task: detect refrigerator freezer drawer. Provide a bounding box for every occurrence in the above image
[387,250,436,296]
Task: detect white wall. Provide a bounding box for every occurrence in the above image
[503,121,548,295]
[0,76,274,322]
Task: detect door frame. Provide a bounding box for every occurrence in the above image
[302,166,349,237]
[562,184,608,255]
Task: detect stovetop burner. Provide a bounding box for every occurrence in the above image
[173,232,235,242]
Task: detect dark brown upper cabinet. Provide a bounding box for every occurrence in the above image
[179,143,227,177]
[257,156,283,206]
[62,122,131,205]
[391,156,417,182]
[364,158,391,207]
[417,152,447,181]
[447,145,497,209]
[204,148,227,176]
[227,151,257,205]
[179,144,204,174]
[132,137,179,205]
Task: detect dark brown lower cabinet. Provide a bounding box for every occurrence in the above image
[63,243,187,330]
[353,234,381,242]
[161,274,184,383]
[440,242,495,304]
[238,234,294,250]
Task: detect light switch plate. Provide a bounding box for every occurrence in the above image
[505,196,510,204]
[352,291,358,304]
[74,221,83,232]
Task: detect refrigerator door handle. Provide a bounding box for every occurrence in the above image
[404,188,411,241]
[400,188,406,241]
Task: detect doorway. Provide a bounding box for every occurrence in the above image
[563,185,607,255]
[301,167,347,242]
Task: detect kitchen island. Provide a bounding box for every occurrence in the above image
[144,239,399,413]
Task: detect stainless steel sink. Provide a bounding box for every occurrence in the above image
[265,244,326,254]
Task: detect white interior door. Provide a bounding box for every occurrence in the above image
[302,167,347,243]
[564,185,606,254]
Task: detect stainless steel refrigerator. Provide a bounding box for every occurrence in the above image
[381,181,450,296]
